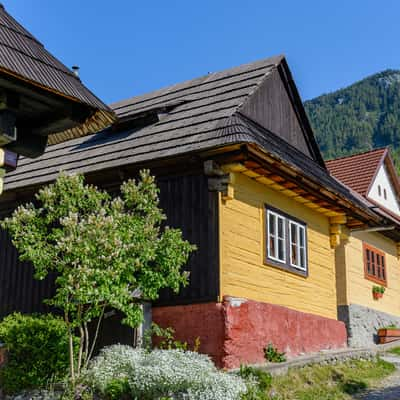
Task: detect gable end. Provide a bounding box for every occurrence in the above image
[237,61,325,166]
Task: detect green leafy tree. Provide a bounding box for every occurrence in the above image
[1,170,195,384]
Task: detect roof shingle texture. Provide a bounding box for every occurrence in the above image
[325,148,386,197]
[4,56,281,190]
[0,5,115,143]
[3,55,377,219]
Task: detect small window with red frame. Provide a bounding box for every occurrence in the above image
[363,242,386,285]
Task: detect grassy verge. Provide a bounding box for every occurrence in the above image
[389,347,400,356]
[241,357,395,400]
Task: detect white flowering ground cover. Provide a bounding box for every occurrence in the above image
[85,345,247,400]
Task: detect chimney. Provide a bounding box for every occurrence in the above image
[72,65,80,77]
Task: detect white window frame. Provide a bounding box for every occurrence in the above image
[267,209,286,264]
[265,205,308,276]
[289,220,307,271]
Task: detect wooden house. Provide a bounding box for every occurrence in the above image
[0,56,394,368]
[327,148,400,347]
[0,5,114,180]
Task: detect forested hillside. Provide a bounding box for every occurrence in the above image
[304,70,400,168]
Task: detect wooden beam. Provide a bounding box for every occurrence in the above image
[282,181,297,189]
[269,174,285,183]
[245,145,377,224]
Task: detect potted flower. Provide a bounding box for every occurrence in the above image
[378,325,400,344]
[372,285,385,300]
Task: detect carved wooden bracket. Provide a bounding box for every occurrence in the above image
[204,160,235,201]
[329,215,347,248]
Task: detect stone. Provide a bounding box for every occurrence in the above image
[338,304,400,348]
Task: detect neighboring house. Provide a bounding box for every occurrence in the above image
[327,148,400,347]
[0,56,394,368]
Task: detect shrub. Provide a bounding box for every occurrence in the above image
[144,322,201,352]
[104,378,130,400]
[264,343,286,363]
[239,365,271,400]
[85,345,247,400]
[0,313,76,394]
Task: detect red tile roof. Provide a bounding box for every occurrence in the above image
[326,148,387,197]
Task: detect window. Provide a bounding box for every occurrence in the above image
[384,188,387,200]
[378,185,382,196]
[289,221,307,271]
[265,206,308,276]
[363,242,386,285]
[267,210,286,263]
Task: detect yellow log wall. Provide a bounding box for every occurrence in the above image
[219,172,337,320]
[338,231,400,316]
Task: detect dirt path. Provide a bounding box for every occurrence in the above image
[355,356,400,400]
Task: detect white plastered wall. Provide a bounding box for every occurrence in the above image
[368,164,400,215]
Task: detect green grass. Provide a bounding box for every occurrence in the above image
[242,357,395,400]
[389,347,400,356]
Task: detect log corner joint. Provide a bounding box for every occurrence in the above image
[204,160,235,201]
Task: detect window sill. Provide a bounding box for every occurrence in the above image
[264,257,308,278]
[365,274,387,287]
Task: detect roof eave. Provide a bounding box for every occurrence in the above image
[244,142,383,225]
[0,67,116,144]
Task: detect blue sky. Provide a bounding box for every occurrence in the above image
[5,1,399,104]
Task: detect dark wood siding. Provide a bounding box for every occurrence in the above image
[239,68,313,159]
[156,173,219,305]
[0,172,219,319]
[0,229,56,319]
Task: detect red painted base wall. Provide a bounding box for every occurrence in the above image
[153,297,347,369]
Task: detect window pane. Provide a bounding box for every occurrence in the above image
[299,227,306,270]
[278,217,284,239]
[371,252,375,276]
[377,255,381,278]
[291,243,297,265]
[269,213,275,236]
[290,222,297,266]
[268,213,276,258]
[278,238,285,261]
[382,256,386,280]
[299,226,305,247]
[290,223,297,244]
[269,235,275,258]
[300,247,305,269]
[366,249,371,273]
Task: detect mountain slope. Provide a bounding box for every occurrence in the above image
[304,70,400,168]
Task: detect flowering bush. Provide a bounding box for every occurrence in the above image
[85,345,247,400]
[1,170,195,382]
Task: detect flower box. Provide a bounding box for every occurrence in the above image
[378,328,400,344]
[373,292,383,300]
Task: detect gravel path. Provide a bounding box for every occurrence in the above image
[355,356,400,400]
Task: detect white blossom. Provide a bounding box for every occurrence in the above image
[85,345,247,400]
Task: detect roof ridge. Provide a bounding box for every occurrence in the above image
[111,55,284,110]
[326,146,388,163]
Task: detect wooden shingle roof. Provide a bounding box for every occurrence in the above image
[3,53,377,223]
[326,148,387,197]
[0,4,115,144]
[4,56,283,190]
